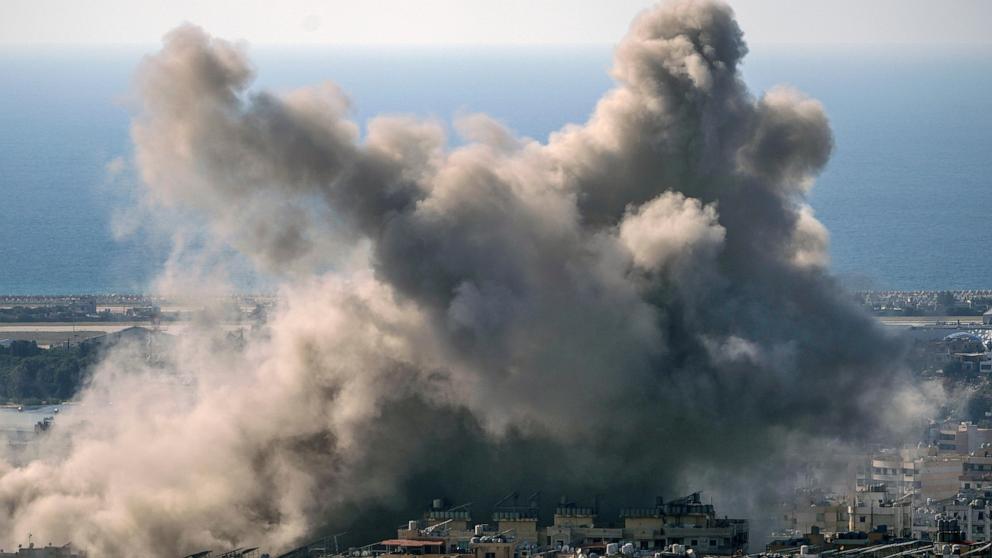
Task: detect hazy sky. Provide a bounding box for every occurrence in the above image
[2,0,991,46]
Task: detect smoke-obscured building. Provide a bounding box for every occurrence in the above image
[376,494,747,558]
[0,543,84,558]
[786,498,849,536]
[869,451,920,499]
[848,484,912,537]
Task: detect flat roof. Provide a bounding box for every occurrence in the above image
[381,540,445,548]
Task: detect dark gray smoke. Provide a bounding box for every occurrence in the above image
[0,1,930,556]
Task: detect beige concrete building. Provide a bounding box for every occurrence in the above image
[927,421,992,456]
[392,495,747,558]
[917,454,992,503]
[493,512,539,546]
[542,495,747,556]
[848,484,911,537]
[869,451,920,498]
[471,541,514,558]
[919,455,967,502]
[544,505,621,549]
[789,500,849,535]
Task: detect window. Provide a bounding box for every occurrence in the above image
[691,540,698,547]
[710,540,717,546]
[860,516,866,523]
[486,552,496,558]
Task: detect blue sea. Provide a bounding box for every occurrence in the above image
[0,44,990,294]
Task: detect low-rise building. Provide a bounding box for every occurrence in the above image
[0,543,84,558]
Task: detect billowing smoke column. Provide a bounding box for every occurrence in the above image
[0,1,924,556]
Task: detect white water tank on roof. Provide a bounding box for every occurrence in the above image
[606,543,619,555]
[800,545,809,555]
[409,520,418,531]
[622,543,635,556]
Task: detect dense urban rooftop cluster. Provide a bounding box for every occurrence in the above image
[858,291,992,317]
[275,493,748,558]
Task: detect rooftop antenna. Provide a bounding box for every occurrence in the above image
[423,518,454,535]
[528,491,541,509]
[311,532,347,557]
[495,491,519,509]
[332,532,347,554]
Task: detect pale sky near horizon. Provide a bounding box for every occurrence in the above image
[1,0,990,46]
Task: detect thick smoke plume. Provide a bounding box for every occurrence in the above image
[0,1,927,555]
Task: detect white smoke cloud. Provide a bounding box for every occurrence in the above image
[619,191,725,272]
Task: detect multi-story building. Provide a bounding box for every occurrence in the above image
[916,454,992,503]
[394,494,748,558]
[919,455,968,502]
[493,510,540,545]
[395,499,475,551]
[786,498,849,536]
[544,502,620,549]
[913,492,992,542]
[848,484,912,538]
[960,458,992,492]
[544,494,746,555]
[856,449,992,506]
[951,423,992,455]
[869,451,920,499]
